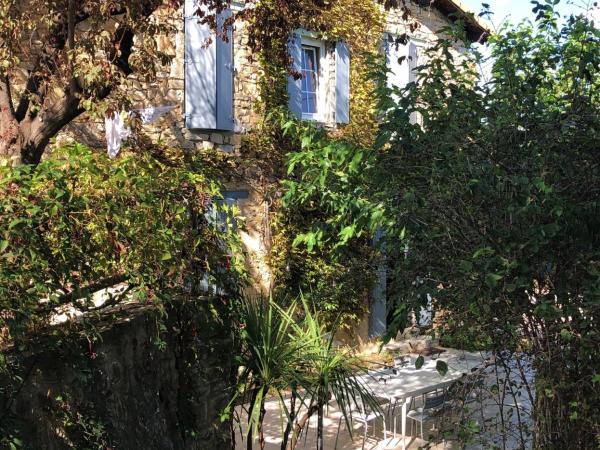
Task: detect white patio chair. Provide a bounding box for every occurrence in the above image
[334,394,389,450]
[406,389,447,441]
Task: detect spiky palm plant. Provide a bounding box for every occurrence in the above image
[233,296,301,450]
[231,295,380,450]
[281,297,382,450]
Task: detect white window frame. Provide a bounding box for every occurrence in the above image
[299,35,328,122]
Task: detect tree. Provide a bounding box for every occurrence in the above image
[231,295,380,450]
[0,0,420,166]
[0,0,184,165]
[283,1,600,448]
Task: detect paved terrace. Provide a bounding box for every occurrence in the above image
[236,347,533,450]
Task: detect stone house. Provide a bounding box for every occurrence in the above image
[67,0,488,341]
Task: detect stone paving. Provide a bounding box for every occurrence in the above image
[236,346,534,450]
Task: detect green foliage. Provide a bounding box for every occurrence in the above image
[231,296,300,446]
[239,0,388,330]
[0,143,245,444]
[283,2,600,447]
[231,295,380,450]
[53,394,109,450]
[0,143,244,349]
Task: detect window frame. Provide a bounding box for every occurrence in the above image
[299,36,328,122]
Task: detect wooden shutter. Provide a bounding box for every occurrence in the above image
[369,228,387,337]
[184,0,234,130]
[408,42,419,84]
[385,34,410,91]
[215,9,234,130]
[335,41,350,124]
[287,33,302,118]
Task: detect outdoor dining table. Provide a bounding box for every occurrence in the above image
[357,355,481,450]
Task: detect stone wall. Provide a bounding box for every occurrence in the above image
[60,0,470,295]
[2,300,234,450]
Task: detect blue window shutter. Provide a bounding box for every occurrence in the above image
[216,9,234,130]
[184,1,234,131]
[369,228,387,337]
[287,33,302,118]
[335,41,350,124]
[408,42,419,84]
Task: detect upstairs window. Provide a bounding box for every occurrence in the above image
[288,31,350,124]
[301,45,320,116]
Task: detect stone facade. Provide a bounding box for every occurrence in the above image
[62,0,484,295]
[3,301,234,450]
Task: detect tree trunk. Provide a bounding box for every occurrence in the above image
[317,405,324,450]
[0,78,21,165]
[247,388,259,450]
[281,391,297,450]
[258,401,267,450]
[0,96,85,166]
[287,403,319,450]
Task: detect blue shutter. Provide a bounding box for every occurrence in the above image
[287,33,302,118]
[216,9,234,130]
[184,1,234,131]
[335,41,350,124]
[369,228,387,338]
[408,42,419,84]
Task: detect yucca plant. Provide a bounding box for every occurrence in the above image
[232,296,301,450]
[280,297,381,450]
[231,295,380,450]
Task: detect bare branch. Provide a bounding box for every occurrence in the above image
[0,76,16,118]
[57,274,130,303]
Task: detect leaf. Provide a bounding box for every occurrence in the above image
[485,273,503,287]
[473,246,494,258]
[0,240,8,253]
[8,218,25,230]
[458,260,473,272]
[339,225,355,243]
[161,252,172,261]
[415,355,424,369]
[436,360,448,376]
[399,227,406,240]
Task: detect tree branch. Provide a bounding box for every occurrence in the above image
[0,76,16,118]
[57,274,130,303]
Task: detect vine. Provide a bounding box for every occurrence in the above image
[232,0,389,330]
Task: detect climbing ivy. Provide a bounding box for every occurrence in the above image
[0,142,246,445]
[233,0,388,329]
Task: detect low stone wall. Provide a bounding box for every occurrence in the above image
[1,300,235,450]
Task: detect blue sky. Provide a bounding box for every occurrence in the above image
[460,0,599,29]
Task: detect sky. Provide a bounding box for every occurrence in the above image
[459,0,600,29]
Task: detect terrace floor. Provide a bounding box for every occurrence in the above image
[235,347,533,450]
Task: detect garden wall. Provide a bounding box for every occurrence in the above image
[2,300,234,450]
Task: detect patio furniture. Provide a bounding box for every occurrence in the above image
[406,390,448,440]
[353,352,483,450]
[334,392,390,450]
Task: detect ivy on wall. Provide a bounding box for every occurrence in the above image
[233,0,387,329]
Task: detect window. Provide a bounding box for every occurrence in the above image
[301,45,320,115]
[299,37,326,121]
[288,32,350,124]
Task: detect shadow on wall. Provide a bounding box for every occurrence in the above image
[2,299,235,450]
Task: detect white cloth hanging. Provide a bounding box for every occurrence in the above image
[136,105,177,124]
[105,111,131,159]
[104,105,176,158]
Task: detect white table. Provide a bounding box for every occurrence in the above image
[356,354,482,450]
